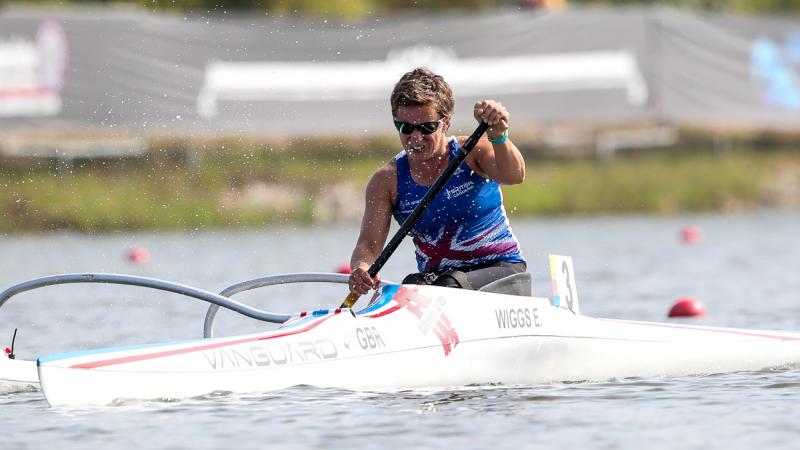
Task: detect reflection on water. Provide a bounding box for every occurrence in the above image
[1,212,800,449]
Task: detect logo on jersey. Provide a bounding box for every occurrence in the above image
[444,181,475,200]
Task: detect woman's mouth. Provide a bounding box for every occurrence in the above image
[408,143,426,153]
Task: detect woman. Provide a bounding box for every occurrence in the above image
[348,67,526,297]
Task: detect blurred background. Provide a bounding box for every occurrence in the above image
[1,0,799,231]
[3,5,800,445]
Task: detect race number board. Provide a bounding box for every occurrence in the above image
[549,254,580,315]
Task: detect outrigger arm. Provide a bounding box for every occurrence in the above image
[204,273,395,338]
[0,273,294,325]
[0,272,396,345]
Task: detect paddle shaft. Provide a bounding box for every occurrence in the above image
[341,122,489,308]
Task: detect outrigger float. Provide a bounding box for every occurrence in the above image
[2,255,800,407]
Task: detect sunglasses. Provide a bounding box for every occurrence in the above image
[393,118,444,135]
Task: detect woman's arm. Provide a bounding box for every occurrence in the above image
[466,100,526,185]
[348,163,395,296]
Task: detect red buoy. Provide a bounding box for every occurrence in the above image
[680,225,703,245]
[4,347,10,355]
[127,247,151,264]
[668,297,707,318]
[335,263,352,275]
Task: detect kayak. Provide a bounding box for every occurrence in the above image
[0,356,37,394]
[0,272,344,395]
[3,256,800,407]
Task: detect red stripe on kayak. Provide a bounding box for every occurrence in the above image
[365,303,403,318]
[70,315,334,369]
[0,86,52,97]
[603,319,800,341]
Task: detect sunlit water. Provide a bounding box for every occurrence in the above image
[1,211,799,449]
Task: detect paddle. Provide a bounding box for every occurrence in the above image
[341,122,490,308]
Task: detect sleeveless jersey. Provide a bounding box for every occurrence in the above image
[392,137,525,273]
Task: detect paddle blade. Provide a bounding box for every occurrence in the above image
[340,292,359,309]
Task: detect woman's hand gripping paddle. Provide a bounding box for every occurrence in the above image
[340,122,490,309]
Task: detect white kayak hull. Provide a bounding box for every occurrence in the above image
[0,357,39,394]
[36,284,800,407]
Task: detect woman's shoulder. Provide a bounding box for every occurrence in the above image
[364,159,398,205]
[368,159,397,186]
[381,157,398,174]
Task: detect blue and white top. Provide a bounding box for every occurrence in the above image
[392,137,525,273]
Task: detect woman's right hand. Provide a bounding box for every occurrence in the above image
[349,262,381,296]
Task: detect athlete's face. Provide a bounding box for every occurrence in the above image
[394,104,450,161]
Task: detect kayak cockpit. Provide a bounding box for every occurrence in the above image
[478,272,532,297]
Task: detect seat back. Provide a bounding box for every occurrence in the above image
[478,272,531,297]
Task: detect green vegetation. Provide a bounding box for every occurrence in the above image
[1,137,798,233]
[502,150,792,215]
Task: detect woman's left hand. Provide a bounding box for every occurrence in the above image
[473,100,509,137]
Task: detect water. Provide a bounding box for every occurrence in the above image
[1,211,799,449]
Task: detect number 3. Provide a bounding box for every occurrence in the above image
[561,261,574,310]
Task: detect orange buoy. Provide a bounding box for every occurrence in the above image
[335,263,352,275]
[127,247,151,264]
[680,225,703,245]
[668,297,707,318]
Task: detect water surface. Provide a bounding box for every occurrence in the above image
[1,212,799,449]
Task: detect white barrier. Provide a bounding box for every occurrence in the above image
[0,20,66,118]
[197,47,648,118]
